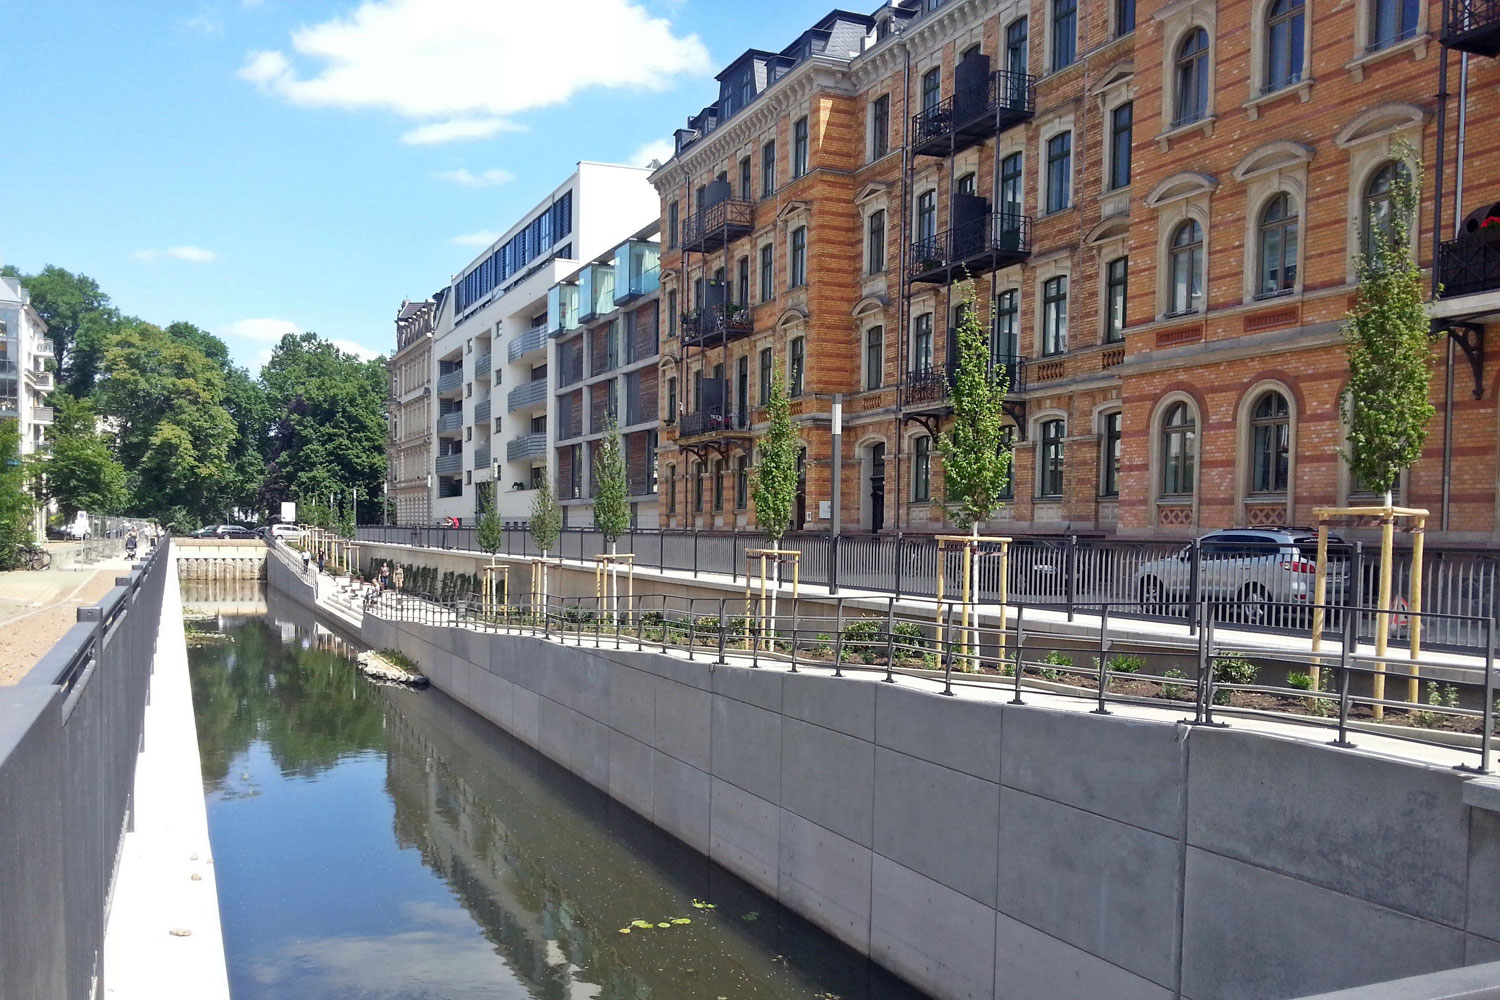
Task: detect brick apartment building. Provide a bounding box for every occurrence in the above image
[388,296,438,526]
[649,0,1500,542]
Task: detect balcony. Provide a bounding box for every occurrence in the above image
[614,240,661,305]
[473,352,492,379]
[508,326,548,362]
[1438,235,1500,299]
[1443,0,1500,55]
[25,368,53,390]
[547,283,580,335]
[435,452,463,476]
[909,212,1032,285]
[681,303,754,349]
[30,405,53,425]
[900,355,1026,412]
[911,70,1036,159]
[436,368,463,394]
[473,443,491,470]
[507,433,548,463]
[507,378,548,413]
[474,399,492,425]
[579,264,615,322]
[37,339,54,358]
[436,411,463,434]
[681,198,755,254]
[678,405,750,440]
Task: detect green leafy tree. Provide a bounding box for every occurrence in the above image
[477,477,504,557]
[0,265,109,378]
[37,395,126,518]
[1342,143,1434,501]
[530,468,561,553]
[938,282,1012,529]
[0,419,34,566]
[751,362,799,541]
[592,419,630,546]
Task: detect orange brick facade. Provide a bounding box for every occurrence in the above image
[650,0,1500,542]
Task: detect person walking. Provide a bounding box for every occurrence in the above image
[379,561,391,591]
[392,565,404,593]
[302,549,311,575]
[317,550,326,575]
[124,529,138,559]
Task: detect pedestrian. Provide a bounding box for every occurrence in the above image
[317,551,325,574]
[392,565,404,593]
[379,561,391,591]
[125,530,138,559]
[302,549,311,575]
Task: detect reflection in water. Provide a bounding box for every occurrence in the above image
[189,603,929,1000]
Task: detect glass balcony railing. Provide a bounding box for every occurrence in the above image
[508,326,548,362]
[473,443,491,470]
[473,352,492,378]
[547,283,580,334]
[474,399,492,425]
[579,264,615,321]
[30,406,53,425]
[613,241,661,304]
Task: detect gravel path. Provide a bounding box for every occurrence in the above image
[0,569,123,685]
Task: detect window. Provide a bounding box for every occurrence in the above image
[1051,0,1077,70]
[1264,0,1306,94]
[737,255,750,306]
[1116,0,1136,35]
[760,243,774,301]
[1042,276,1068,356]
[1173,29,1210,127]
[1046,132,1072,213]
[1362,161,1408,256]
[1168,220,1204,315]
[739,157,752,201]
[912,313,934,371]
[1370,0,1420,50]
[693,463,704,511]
[1039,420,1065,497]
[667,465,676,514]
[789,227,807,287]
[735,455,749,508]
[789,337,805,396]
[872,95,890,159]
[1102,411,1122,496]
[1250,392,1290,494]
[1105,257,1128,343]
[762,140,776,196]
[1000,153,1023,217]
[712,459,724,510]
[667,376,677,423]
[1006,18,1029,76]
[867,209,886,273]
[793,117,809,177]
[1109,102,1133,189]
[998,427,1015,500]
[921,67,941,112]
[1257,193,1299,297]
[993,289,1019,364]
[957,172,976,197]
[1160,402,1196,496]
[865,327,883,390]
[913,435,931,501]
[916,190,937,243]
[666,289,678,338]
[759,347,773,404]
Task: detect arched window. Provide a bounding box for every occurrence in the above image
[1362,161,1409,257]
[1264,0,1305,94]
[1249,392,1290,494]
[1257,193,1299,297]
[1038,419,1065,497]
[1168,220,1204,315]
[1160,402,1196,496]
[1173,29,1209,127]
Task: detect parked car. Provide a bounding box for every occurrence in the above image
[189,525,218,538]
[267,523,303,542]
[1134,528,1349,625]
[62,511,91,541]
[213,525,256,539]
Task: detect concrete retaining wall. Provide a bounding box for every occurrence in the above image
[174,539,267,582]
[347,607,1500,1000]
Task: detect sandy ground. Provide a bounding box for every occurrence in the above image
[0,565,129,684]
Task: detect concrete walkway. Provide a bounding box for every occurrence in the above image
[103,557,230,1000]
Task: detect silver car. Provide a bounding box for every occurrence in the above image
[1135,528,1349,624]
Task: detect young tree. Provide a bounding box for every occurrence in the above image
[0,419,34,568]
[1342,143,1434,504]
[37,395,126,518]
[750,361,800,614]
[477,477,504,559]
[529,466,562,607]
[592,419,630,546]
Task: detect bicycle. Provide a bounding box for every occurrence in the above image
[18,544,52,571]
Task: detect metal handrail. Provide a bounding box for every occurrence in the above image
[910,68,1036,147]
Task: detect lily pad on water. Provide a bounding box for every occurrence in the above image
[618,928,630,934]
[691,899,717,909]
[740,911,758,922]
[630,919,655,929]
[670,917,691,925]
[657,922,671,928]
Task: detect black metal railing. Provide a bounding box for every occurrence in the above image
[678,405,750,438]
[910,211,1032,283]
[911,69,1036,156]
[1438,236,1500,298]
[1443,0,1500,55]
[682,304,753,347]
[680,199,754,252]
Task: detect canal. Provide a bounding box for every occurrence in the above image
[184,584,930,1000]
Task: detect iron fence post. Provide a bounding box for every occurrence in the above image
[1336,607,1354,746]
[693,533,699,579]
[1352,541,1366,643]
[1485,617,1495,774]
[1065,535,1077,622]
[732,531,738,583]
[884,596,897,683]
[1188,538,1202,635]
[1193,600,1208,724]
[1203,616,1218,725]
[941,602,955,696]
[833,599,845,677]
[688,606,696,661]
[789,597,800,673]
[717,598,727,665]
[895,533,904,599]
[829,534,840,595]
[1011,604,1026,704]
[1093,603,1111,715]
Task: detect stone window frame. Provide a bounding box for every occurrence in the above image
[1334,103,1426,282]
[991,276,1023,362]
[1087,215,1131,345]
[1094,403,1125,499]
[1147,390,1203,519]
[1094,65,1136,198]
[1244,0,1314,118]
[1038,114,1076,215]
[1347,0,1429,79]
[1234,379,1298,517]
[856,183,892,277]
[868,92,893,163]
[1032,252,1073,357]
[912,182,941,242]
[1233,142,1313,305]
[1155,5,1218,146]
[1145,172,1217,321]
[904,426,934,503]
[1031,409,1069,500]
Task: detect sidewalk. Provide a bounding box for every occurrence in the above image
[0,557,139,684]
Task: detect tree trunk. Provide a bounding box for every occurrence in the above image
[970,521,981,670]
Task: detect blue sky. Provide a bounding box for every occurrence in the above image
[0,0,821,370]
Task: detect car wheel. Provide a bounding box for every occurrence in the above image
[1138,578,1165,615]
[1238,584,1270,626]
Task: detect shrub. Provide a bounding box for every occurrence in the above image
[1160,668,1190,701]
[1038,649,1072,681]
[1213,654,1258,705]
[809,633,832,657]
[1286,671,1313,691]
[1412,681,1460,728]
[841,619,883,663]
[1094,653,1145,674]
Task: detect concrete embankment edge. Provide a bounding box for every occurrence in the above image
[330,598,1500,1000]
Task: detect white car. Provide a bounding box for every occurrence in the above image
[267,523,303,542]
[63,511,91,541]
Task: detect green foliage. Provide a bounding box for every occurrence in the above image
[0,420,33,567]
[1094,653,1145,674]
[1213,653,1258,705]
[1038,649,1072,681]
[938,282,1012,528]
[1160,668,1191,701]
[751,360,799,541]
[36,395,125,517]
[477,478,504,555]
[1411,681,1460,728]
[1341,142,1434,498]
[1286,671,1314,691]
[592,419,630,543]
[840,619,883,663]
[1,264,109,385]
[530,467,562,553]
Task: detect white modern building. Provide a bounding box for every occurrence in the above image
[0,276,54,537]
[427,162,659,525]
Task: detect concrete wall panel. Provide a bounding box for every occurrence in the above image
[653,676,711,770]
[874,746,1000,906]
[607,665,655,745]
[651,751,710,854]
[782,672,876,740]
[874,682,1002,782]
[712,662,782,711]
[710,695,782,801]
[778,809,873,953]
[871,854,997,1000]
[709,777,780,893]
[780,719,875,846]
[993,913,1171,1000]
[1467,810,1500,941]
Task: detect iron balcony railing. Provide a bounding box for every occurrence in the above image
[436,368,463,394]
[474,399,492,425]
[473,443,491,469]
[508,326,548,362]
[1443,0,1500,55]
[911,69,1036,158]
[679,405,749,439]
[436,411,463,433]
[680,199,755,254]
[909,211,1032,284]
[1438,236,1500,298]
[900,354,1026,409]
[507,433,548,463]
[37,338,55,357]
[473,352,492,378]
[435,452,463,475]
[681,305,753,348]
[507,379,548,412]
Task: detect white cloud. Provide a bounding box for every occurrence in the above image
[433,167,514,188]
[449,231,498,247]
[628,137,675,168]
[332,339,381,360]
[218,317,301,342]
[133,245,218,263]
[238,0,710,141]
